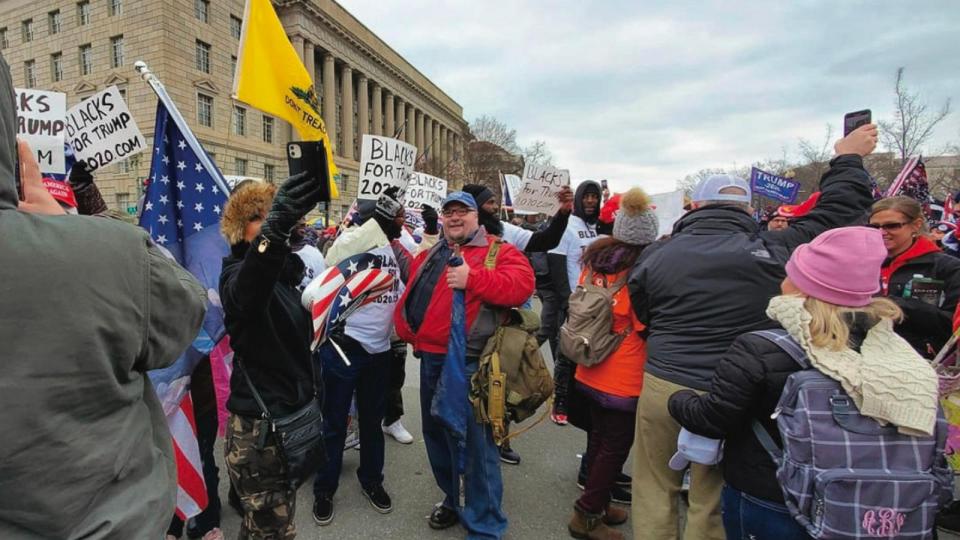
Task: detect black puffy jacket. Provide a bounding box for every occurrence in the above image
[668,324,869,503]
[881,241,960,357]
[629,154,873,390]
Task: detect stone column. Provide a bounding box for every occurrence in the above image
[406,104,416,146]
[432,121,441,170]
[303,40,316,89]
[371,83,382,136]
[322,54,337,153]
[415,111,424,159]
[357,75,368,141]
[384,93,395,138]
[440,126,447,171]
[395,97,406,140]
[424,117,433,163]
[340,64,354,160]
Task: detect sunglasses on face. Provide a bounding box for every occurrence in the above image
[441,207,474,218]
[867,221,910,232]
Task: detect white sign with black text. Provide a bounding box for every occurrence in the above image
[513,164,570,214]
[14,88,66,174]
[65,85,146,172]
[403,172,447,210]
[358,134,417,200]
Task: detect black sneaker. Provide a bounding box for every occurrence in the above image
[937,501,960,533]
[615,472,632,488]
[313,494,334,526]
[362,484,393,514]
[576,470,587,490]
[610,485,632,506]
[499,445,521,465]
[429,503,459,530]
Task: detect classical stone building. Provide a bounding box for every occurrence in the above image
[0,0,467,218]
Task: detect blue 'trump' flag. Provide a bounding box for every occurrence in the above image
[138,101,230,518]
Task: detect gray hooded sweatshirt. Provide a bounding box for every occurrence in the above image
[0,55,207,539]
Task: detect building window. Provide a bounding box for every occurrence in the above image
[108,0,122,16]
[22,20,33,43]
[233,106,246,136]
[235,158,247,176]
[24,60,36,87]
[230,15,242,39]
[197,93,213,127]
[79,44,93,75]
[118,88,126,101]
[110,36,124,68]
[195,0,209,23]
[78,2,91,26]
[231,55,237,79]
[263,163,275,182]
[48,10,61,34]
[262,116,273,143]
[195,40,211,73]
[1,29,8,49]
[116,192,130,211]
[51,53,63,82]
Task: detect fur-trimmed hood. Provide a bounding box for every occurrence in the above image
[221,182,276,245]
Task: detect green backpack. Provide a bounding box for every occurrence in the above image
[469,308,555,446]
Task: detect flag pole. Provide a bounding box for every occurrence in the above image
[134,61,232,195]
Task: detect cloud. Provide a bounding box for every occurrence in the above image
[341,0,960,193]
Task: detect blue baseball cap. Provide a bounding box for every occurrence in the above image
[692,174,751,203]
[441,191,478,210]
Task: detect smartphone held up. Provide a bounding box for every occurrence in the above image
[843,109,872,137]
[287,140,332,203]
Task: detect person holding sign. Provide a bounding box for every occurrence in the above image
[309,187,408,526]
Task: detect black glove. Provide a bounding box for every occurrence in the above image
[260,171,324,245]
[421,205,439,235]
[67,160,94,191]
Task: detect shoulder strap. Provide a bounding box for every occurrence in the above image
[485,240,502,270]
[752,421,783,466]
[748,329,811,370]
[236,358,274,421]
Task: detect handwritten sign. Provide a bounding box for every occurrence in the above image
[65,86,146,172]
[14,88,66,174]
[650,189,685,236]
[501,173,523,208]
[358,134,416,200]
[513,164,570,214]
[750,167,800,203]
[403,172,447,210]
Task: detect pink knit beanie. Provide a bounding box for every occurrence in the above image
[785,226,886,307]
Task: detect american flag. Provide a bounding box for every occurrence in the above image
[139,101,230,519]
[303,252,395,351]
[885,156,926,199]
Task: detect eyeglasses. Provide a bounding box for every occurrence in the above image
[441,207,474,218]
[867,221,910,232]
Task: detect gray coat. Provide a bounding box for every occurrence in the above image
[0,55,207,539]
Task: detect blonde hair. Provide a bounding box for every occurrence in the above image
[804,296,903,351]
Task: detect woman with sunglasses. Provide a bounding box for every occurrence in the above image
[869,195,960,357]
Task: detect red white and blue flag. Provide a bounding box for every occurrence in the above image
[139,101,231,519]
[304,252,395,350]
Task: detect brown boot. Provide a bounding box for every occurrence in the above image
[568,505,625,540]
[602,504,628,526]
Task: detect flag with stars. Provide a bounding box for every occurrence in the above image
[139,101,231,519]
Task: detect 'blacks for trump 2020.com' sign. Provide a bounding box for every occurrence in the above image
[750,167,800,203]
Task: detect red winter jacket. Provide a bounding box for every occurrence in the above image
[394,231,535,354]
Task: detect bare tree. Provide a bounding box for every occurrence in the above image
[879,67,952,164]
[797,124,835,181]
[676,167,729,194]
[522,140,554,167]
[469,115,521,153]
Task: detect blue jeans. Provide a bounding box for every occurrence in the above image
[420,352,507,539]
[721,485,811,540]
[313,336,390,497]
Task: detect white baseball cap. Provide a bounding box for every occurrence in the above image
[668,428,724,470]
[691,174,751,203]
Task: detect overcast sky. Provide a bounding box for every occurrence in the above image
[344,1,960,194]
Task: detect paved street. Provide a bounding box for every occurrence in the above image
[216,344,636,539]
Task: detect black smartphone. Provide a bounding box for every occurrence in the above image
[287,141,331,202]
[843,109,872,136]
[600,179,608,190]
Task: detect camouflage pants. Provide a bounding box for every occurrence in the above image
[224,414,297,539]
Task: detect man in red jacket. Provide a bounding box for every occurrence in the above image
[395,191,534,539]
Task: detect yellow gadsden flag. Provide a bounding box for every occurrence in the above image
[233,0,339,198]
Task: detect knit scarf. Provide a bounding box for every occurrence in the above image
[766,295,938,436]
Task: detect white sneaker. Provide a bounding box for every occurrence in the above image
[382,420,414,444]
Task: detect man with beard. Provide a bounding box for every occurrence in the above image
[461,183,573,465]
[547,180,603,425]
